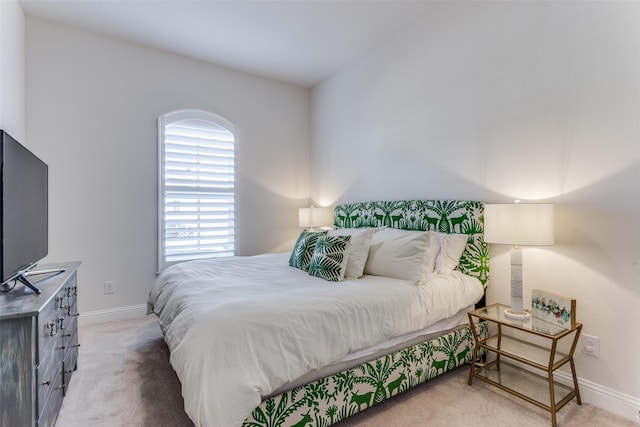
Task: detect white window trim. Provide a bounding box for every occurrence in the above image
[157,109,238,273]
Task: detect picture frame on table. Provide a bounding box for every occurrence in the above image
[531,289,576,329]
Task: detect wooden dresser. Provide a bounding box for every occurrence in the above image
[0,262,81,427]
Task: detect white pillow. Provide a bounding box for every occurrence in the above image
[430,232,468,275]
[328,228,379,279]
[364,228,437,284]
[423,232,440,277]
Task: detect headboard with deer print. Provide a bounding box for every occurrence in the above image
[333,200,489,288]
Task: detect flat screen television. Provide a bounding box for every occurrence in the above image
[0,130,62,294]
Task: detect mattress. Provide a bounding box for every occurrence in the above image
[148,252,483,427]
[268,303,473,397]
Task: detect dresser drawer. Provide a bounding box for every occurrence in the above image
[60,311,77,343]
[37,359,63,427]
[65,295,78,317]
[37,353,61,419]
[64,273,77,297]
[38,299,61,363]
[62,331,79,395]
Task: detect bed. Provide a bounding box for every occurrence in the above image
[148,199,489,427]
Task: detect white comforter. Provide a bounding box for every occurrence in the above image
[148,252,483,427]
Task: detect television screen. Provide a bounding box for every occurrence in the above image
[0,130,49,290]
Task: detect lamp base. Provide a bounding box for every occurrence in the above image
[504,308,531,321]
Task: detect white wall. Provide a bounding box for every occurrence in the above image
[0,0,25,139]
[312,0,640,420]
[26,17,310,318]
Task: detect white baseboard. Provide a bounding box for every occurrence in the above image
[78,303,148,327]
[555,371,640,424]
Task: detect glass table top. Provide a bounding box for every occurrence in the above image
[471,303,580,337]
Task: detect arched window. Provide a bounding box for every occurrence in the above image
[158,110,237,272]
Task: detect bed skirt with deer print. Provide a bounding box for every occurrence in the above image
[242,322,488,427]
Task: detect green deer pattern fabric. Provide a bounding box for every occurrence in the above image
[333,200,489,287]
[242,322,488,427]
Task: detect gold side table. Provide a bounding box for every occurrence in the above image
[468,303,582,427]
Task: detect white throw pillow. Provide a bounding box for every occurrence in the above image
[364,228,436,284]
[430,232,468,275]
[328,228,379,279]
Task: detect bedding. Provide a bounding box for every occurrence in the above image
[288,230,327,271]
[307,234,352,281]
[326,227,378,279]
[245,321,486,427]
[148,252,483,427]
[268,302,475,396]
[364,228,436,283]
[150,199,489,427]
[432,232,469,275]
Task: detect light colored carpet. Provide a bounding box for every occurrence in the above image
[56,315,635,427]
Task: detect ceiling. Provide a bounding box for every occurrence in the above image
[19,0,438,88]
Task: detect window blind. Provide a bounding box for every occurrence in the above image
[160,116,236,267]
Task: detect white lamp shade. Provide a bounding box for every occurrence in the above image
[298,206,332,228]
[484,204,554,246]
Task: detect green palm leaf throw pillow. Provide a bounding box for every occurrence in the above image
[289,230,328,271]
[308,235,352,282]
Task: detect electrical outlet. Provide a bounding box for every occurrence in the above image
[582,334,600,358]
[104,281,115,294]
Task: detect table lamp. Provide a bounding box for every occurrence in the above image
[298,206,331,230]
[484,202,555,320]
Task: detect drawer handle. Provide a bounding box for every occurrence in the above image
[63,333,71,337]
[65,369,73,374]
[72,344,81,348]
[41,380,51,386]
[57,345,66,351]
